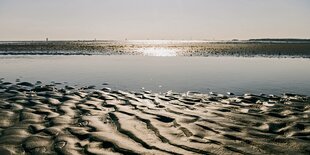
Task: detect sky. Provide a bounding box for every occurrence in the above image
[0,0,309,41]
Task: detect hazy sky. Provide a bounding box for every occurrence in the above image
[0,0,309,40]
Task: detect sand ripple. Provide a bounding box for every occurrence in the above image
[0,81,309,154]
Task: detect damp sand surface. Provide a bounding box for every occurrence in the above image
[1,40,310,57]
[0,81,309,154]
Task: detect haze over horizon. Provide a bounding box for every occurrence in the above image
[0,0,309,41]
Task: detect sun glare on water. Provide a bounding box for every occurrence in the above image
[140,47,177,56]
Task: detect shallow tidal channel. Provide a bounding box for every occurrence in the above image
[0,55,310,95]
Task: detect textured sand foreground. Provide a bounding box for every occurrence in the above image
[0,81,309,154]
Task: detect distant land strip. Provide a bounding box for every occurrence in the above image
[0,40,310,58]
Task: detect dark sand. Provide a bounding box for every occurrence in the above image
[1,41,310,57]
[0,80,309,154]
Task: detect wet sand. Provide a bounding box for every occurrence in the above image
[1,40,310,57]
[0,80,309,154]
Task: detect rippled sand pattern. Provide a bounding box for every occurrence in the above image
[0,81,309,154]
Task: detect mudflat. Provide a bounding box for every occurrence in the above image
[1,40,310,57]
[0,81,309,154]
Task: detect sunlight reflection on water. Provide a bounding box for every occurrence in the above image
[140,47,177,56]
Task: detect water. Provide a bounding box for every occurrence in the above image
[1,55,309,95]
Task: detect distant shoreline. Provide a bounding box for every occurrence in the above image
[1,38,310,43]
[0,40,310,58]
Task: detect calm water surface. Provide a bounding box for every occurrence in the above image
[0,55,309,95]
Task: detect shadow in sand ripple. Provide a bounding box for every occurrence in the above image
[0,81,309,154]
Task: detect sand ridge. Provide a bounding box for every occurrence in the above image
[0,80,309,154]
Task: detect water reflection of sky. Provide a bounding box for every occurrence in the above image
[0,55,309,95]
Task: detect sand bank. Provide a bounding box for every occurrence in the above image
[0,81,309,154]
[1,41,310,57]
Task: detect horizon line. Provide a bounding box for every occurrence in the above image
[1,38,310,42]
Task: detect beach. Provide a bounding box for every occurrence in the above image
[2,0,310,154]
[0,80,309,154]
[0,41,310,154]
